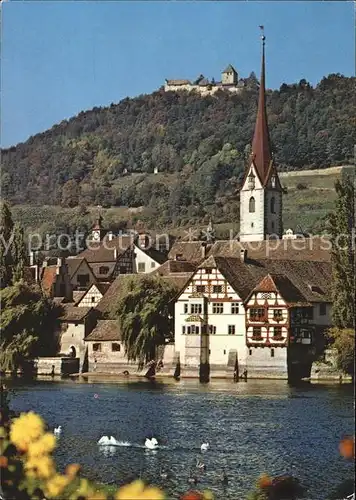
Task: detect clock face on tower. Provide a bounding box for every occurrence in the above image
[92,231,100,241]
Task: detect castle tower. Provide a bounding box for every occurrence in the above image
[239,29,282,242]
[221,64,238,85]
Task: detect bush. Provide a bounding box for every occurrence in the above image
[296,183,308,190]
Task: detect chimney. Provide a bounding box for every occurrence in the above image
[201,242,207,259]
[113,248,118,260]
[29,251,35,266]
[108,231,114,241]
[34,264,39,283]
[42,260,48,268]
[240,249,247,262]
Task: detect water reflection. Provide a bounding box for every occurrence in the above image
[99,445,117,458]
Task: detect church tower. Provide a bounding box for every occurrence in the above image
[91,209,106,242]
[239,30,282,242]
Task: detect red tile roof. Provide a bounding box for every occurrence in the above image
[40,266,57,295]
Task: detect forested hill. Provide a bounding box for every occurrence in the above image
[2,74,354,216]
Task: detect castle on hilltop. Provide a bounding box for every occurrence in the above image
[164,64,245,95]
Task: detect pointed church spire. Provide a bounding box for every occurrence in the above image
[251,27,272,183]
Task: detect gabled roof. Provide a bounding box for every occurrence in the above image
[196,256,331,304]
[96,273,193,318]
[168,241,212,263]
[197,255,218,269]
[89,262,117,280]
[85,320,121,342]
[76,282,110,305]
[76,235,135,263]
[252,273,279,292]
[165,79,191,85]
[209,238,331,262]
[73,290,86,304]
[250,273,309,306]
[153,260,197,276]
[222,64,237,74]
[59,305,93,322]
[134,245,167,265]
[66,258,86,279]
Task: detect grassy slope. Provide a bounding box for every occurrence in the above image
[11,166,354,236]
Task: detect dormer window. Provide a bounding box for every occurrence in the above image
[248,172,255,190]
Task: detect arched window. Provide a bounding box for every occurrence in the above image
[249,197,255,213]
[270,197,276,214]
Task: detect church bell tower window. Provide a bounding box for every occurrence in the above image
[249,197,256,213]
[248,172,255,190]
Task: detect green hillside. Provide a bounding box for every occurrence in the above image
[10,166,353,240]
[2,73,354,234]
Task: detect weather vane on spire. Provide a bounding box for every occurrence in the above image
[259,25,265,43]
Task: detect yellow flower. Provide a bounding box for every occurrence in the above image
[10,412,44,451]
[45,473,70,498]
[65,463,81,478]
[90,492,107,500]
[73,478,94,499]
[27,432,57,457]
[115,480,165,500]
[25,455,55,479]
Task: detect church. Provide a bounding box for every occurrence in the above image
[172,33,332,382]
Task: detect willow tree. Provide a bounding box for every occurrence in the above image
[0,282,60,374]
[114,275,176,369]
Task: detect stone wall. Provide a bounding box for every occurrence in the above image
[35,357,79,376]
[245,346,288,379]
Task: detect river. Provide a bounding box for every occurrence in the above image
[6,378,354,500]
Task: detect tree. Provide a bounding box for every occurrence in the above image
[0,201,15,288]
[61,179,80,207]
[12,223,26,283]
[114,276,177,369]
[328,176,355,329]
[326,328,354,377]
[0,282,60,373]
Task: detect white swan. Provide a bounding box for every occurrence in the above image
[201,442,209,452]
[98,435,110,445]
[54,426,62,436]
[97,436,131,447]
[145,438,158,449]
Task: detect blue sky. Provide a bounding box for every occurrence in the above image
[1,1,354,148]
